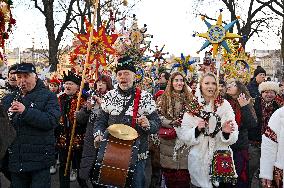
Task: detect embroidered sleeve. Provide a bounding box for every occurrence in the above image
[264,126,278,143]
[93,130,103,138]
[273,166,283,183]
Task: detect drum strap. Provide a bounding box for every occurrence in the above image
[131,87,141,128]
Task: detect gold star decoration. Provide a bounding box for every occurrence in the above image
[196,11,242,58]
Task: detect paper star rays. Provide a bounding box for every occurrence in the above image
[171,53,196,75]
[73,19,118,67]
[196,11,242,58]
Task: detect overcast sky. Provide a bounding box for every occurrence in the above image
[6,0,281,57]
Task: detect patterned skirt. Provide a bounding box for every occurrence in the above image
[162,168,191,188]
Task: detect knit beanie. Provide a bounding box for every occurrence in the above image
[253,66,266,78]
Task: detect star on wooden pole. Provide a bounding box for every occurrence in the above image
[196,11,242,58]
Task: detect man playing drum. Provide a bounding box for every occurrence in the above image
[93,55,161,187]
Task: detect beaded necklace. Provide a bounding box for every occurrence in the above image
[187,95,224,138]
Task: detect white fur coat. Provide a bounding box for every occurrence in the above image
[175,99,239,188]
[259,106,284,187]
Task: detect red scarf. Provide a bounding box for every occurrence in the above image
[261,99,274,134]
[131,87,141,128]
[228,99,242,128]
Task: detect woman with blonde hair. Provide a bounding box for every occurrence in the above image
[175,73,239,188]
[157,71,193,188]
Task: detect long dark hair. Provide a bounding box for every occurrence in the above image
[225,80,257,120]
[158,72,193,119]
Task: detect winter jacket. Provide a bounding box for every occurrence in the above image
[79,105,100,180]
[0,83,18,101]
[56,92,87,150]
[227,100,257,151]
[248,97,280,142]
[247,79,260,99]
[159,116,189,170]
[259,107,284,185]
[0,104,16,167]
[2,79,61,172]
[158,94,189,170]
[175,99,239,188]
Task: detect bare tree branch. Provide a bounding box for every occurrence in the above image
[56,0,77,44]
[32,0,45,15]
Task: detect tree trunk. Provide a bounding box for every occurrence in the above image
[43,1,59,72]
[48,39,59,72]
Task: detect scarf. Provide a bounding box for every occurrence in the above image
[228,99,242,128]
[261,98,274,134]
[117,85,135,97]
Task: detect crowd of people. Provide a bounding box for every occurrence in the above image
[0,58,283,188]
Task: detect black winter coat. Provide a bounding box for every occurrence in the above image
[79,105,100,180]
[248,97,280,142]
[228,101,257,151]
[2,79,61,172]
[247,79,260,99]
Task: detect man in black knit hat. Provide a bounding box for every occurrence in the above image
[247,66,266,98]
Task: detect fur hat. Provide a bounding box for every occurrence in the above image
[259,81,279,94]
[253,66,266,78]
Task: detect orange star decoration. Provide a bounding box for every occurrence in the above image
[73,19,118,67]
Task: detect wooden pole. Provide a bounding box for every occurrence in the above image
[64,0,99,176]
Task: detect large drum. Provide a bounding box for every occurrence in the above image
[91,124,140,188]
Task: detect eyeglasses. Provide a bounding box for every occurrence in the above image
[226,83,237,88]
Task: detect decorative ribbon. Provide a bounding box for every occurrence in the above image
[131,87,141,128]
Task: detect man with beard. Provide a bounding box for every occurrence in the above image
[56,71,88,188]
[93,56,161,187]
[248,81,282,188]
[2,63,61,188]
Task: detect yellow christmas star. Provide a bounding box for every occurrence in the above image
[196,12,242,57]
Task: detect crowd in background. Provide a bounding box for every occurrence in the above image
[0,61,284,188]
